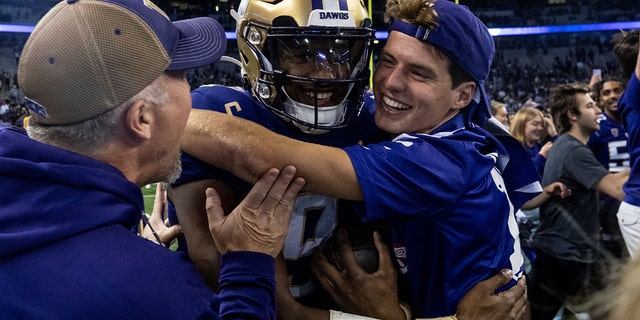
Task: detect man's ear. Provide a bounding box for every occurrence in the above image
[453,81,477,110]
[125,99,153,140]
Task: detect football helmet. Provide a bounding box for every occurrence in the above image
[232,0,374,134]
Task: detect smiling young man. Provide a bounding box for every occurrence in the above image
[179,1,539,318]
[527,82,630,319]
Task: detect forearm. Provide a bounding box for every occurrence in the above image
[612,169,630,201]
[182,109,272,184]
[636,41,640,80]
[169,179,236,289]
[521,192,549,210]
[182,109,363,200]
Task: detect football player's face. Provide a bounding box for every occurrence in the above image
[277,38,352,107]
[598,80,624,115]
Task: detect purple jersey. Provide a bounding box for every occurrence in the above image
[173,84,381,299]
[619,73,640,206]
[588,112,629,173]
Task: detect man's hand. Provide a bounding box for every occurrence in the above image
[311,230,406,320]
[140,182,182,247]
[543,181,571,199]
[206,165,305,257]
[456,270,527,320]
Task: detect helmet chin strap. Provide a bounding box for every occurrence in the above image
[281,89,348,135]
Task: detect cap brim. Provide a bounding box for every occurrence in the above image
[168,17,227,70]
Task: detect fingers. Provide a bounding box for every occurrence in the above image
[488,269,514,294]
[511,277,528,319]
[497,272,525,299]
[205,187,224,229]
[150,182,167,223]
[373,231,394,274]
[275,166,305,225]
[159,224,183,245]
[311,248,344,304]
[337,230,363,274]
[241,167,280,212]
[241,166,305,216]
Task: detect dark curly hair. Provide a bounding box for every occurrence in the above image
[549,82,591,134]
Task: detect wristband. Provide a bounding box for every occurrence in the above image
[329,310,380,320]
[399,301,412,320]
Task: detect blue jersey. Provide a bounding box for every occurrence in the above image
[620,73,640,206]
[344,113,527,317]
[588,112,629,173]
[174,85,381,299]
[523,143,546,177]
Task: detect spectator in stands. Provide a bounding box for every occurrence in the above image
[491,100,510,128]
[510,107,553,177]
[0,0,305,318]
[510,107,553,271]
[0,98,8,123]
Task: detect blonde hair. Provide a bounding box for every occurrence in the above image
[384,0,438,28]
[490,100,505,116]
[509,107,545,146]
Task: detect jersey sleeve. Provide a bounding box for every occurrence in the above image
[620,73,640,205]
[217,251,276,319]
[343,136,466,221]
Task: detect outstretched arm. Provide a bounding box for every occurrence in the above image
[521,181,571,210]
[595,168,630,201]
[182,109,363,200]
[637,37,640,79]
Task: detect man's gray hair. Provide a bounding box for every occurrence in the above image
[28,74,169,155]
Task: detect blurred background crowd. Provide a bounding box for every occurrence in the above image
[0,0,639,127]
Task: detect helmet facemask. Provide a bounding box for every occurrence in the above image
[239,12,374,134]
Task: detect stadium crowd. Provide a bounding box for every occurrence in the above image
[0,0,638,129]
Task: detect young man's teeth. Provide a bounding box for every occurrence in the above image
[383,96,409,110]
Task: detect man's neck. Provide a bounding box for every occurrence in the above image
[567,126,593,145]
[605,109,620,123]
